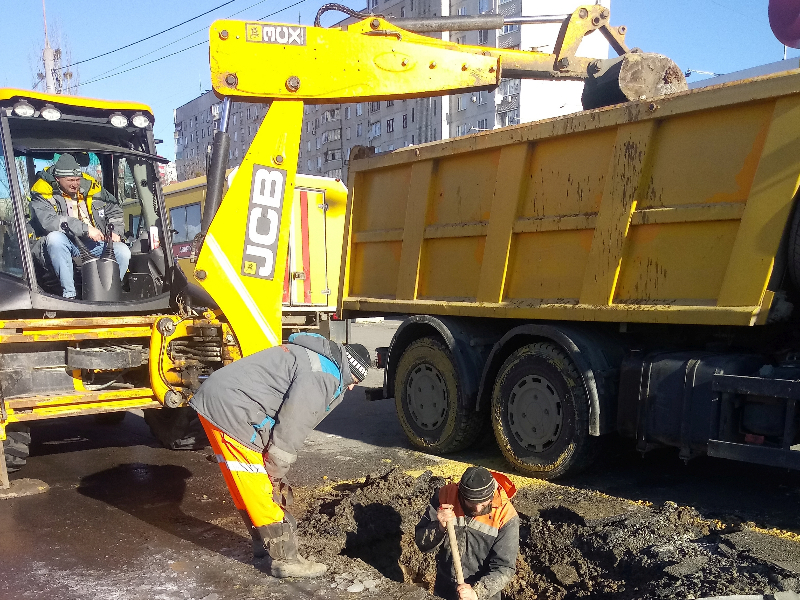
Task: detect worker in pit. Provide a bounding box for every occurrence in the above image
[189,333,372,579]
[29,153,130,299]
[415,466,520,600]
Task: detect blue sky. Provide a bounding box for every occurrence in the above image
[0,0,794,160]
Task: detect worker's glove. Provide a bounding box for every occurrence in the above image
[456,584,478,600]
[263,446,294,480]
[270,475,294,508]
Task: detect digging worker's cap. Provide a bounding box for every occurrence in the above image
[459,466,496,503]
[344,344,371,383]
[52,154,83,178]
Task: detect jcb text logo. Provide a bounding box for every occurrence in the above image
[242,165,286,281]
[246,23,305,45]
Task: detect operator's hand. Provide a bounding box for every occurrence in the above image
[457,584,477,600]
[87,225,104,242]
[110,232,121,243]
[437,503,456,530]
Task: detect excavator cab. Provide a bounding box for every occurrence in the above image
[0,89,175,312]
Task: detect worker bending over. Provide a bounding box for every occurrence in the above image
[189,333,371,578]
[29,153,130,299]
[416,466,519,600]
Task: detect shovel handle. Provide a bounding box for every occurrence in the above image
[446,519,465,585]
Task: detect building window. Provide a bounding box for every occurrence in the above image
[457,6,466,15]
[402,114,408,128]
[233,131,238,141]
[345,106,351,119]
[316,137,321,149]
[479,0,490,12]
[307,159,312,171]
[456,35,464,44]
[317,156,323,169]
[411,134,414,144]
[410,0,413,9]
[233,114,237,126]
[479,29,489,44]
[346,127,351,140]
[169,202,202,244]
[477,118,489,130]
[370,101,380,113]
[305,122,310,133]
[357,123,363,137]
[234,147,239,158]
[457,95,467,111]
[386,118,394,132]
[400,6,405,16]
[371,0,378,7]
[411,108,415,122]
[369,121,381,138]
[478,90,488,105]
[307,140,312,152]
[388,144,394,151]
[356,103,363,116]
[501,24,519,34]
[387,100,394,107]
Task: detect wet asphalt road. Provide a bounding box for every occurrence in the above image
[2,319,800,599]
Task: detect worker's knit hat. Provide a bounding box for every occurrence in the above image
[52,154,82,178]
[344,344,371,383]
[459,466,496,503]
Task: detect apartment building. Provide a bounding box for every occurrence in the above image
[174,90,269,182]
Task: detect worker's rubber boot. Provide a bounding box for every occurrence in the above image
[238,509,267,559]
[258,521,327,578]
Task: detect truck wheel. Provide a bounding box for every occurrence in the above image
[143,406,208,450]
[491,342,594,479]
[394,337,485,453]
[4,425,31,473]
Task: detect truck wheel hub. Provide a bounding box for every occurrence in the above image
[507,375,562,451]
[406,363,448,431]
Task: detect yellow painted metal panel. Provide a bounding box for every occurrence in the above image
[717,96,800,307]
[580,121,656,305]
[0,88,154,118]
[504,230,594,302]
[417,237,485,301]
[520,129,616,219]
[477,144,531,303]
[614,221,740,303]
[641,103,773,209]
[429,150,499,226]
[351,165,412,233]
[349,241,403,298]
[396,161,435,300]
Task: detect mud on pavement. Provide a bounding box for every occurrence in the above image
[295,467,800,599]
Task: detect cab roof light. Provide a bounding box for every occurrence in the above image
[109,112,128,128]
[40,104,61,121]
[12,100,35,117]
[131,112,150,128]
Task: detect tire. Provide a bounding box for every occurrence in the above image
[94,411,127,425]
[4,425,31,473]
[491,342,595,479]
[394,337,486,453]
[143,406,208,450]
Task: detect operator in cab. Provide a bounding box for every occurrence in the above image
[415,466,520,600]
[189,333,372,579]
[29,153,130,299]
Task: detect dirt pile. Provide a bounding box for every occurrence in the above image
[297,468,800,599]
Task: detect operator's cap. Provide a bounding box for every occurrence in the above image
[344,344,371,383]
[52,154,82,178]
[459,466,496,503]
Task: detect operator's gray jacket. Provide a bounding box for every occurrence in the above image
[189,333,353,478]
[29,168,124,240]
[415,483,519,600]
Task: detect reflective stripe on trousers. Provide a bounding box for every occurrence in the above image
[198,415,284,527]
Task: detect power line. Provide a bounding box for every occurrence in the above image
[90,0,274,80]
[80,0,310,87]
[64,0,237,69]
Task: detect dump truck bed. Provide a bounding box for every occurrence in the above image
[341,70,800,327]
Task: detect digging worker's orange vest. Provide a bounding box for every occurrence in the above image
[189,333,371,579]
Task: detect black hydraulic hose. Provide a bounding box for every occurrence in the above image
[314,3,381,27]
[201,130,230,236]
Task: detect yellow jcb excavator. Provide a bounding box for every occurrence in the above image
[0,5,683,483]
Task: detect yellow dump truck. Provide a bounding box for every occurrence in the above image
[341,69,800,478]
[123,172,349,339]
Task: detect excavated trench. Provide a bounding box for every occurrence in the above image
[296,468,800,599]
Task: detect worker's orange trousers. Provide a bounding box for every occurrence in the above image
[199,416,284,527]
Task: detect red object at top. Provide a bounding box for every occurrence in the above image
[770,0,800,48]
[490,471,517,500]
